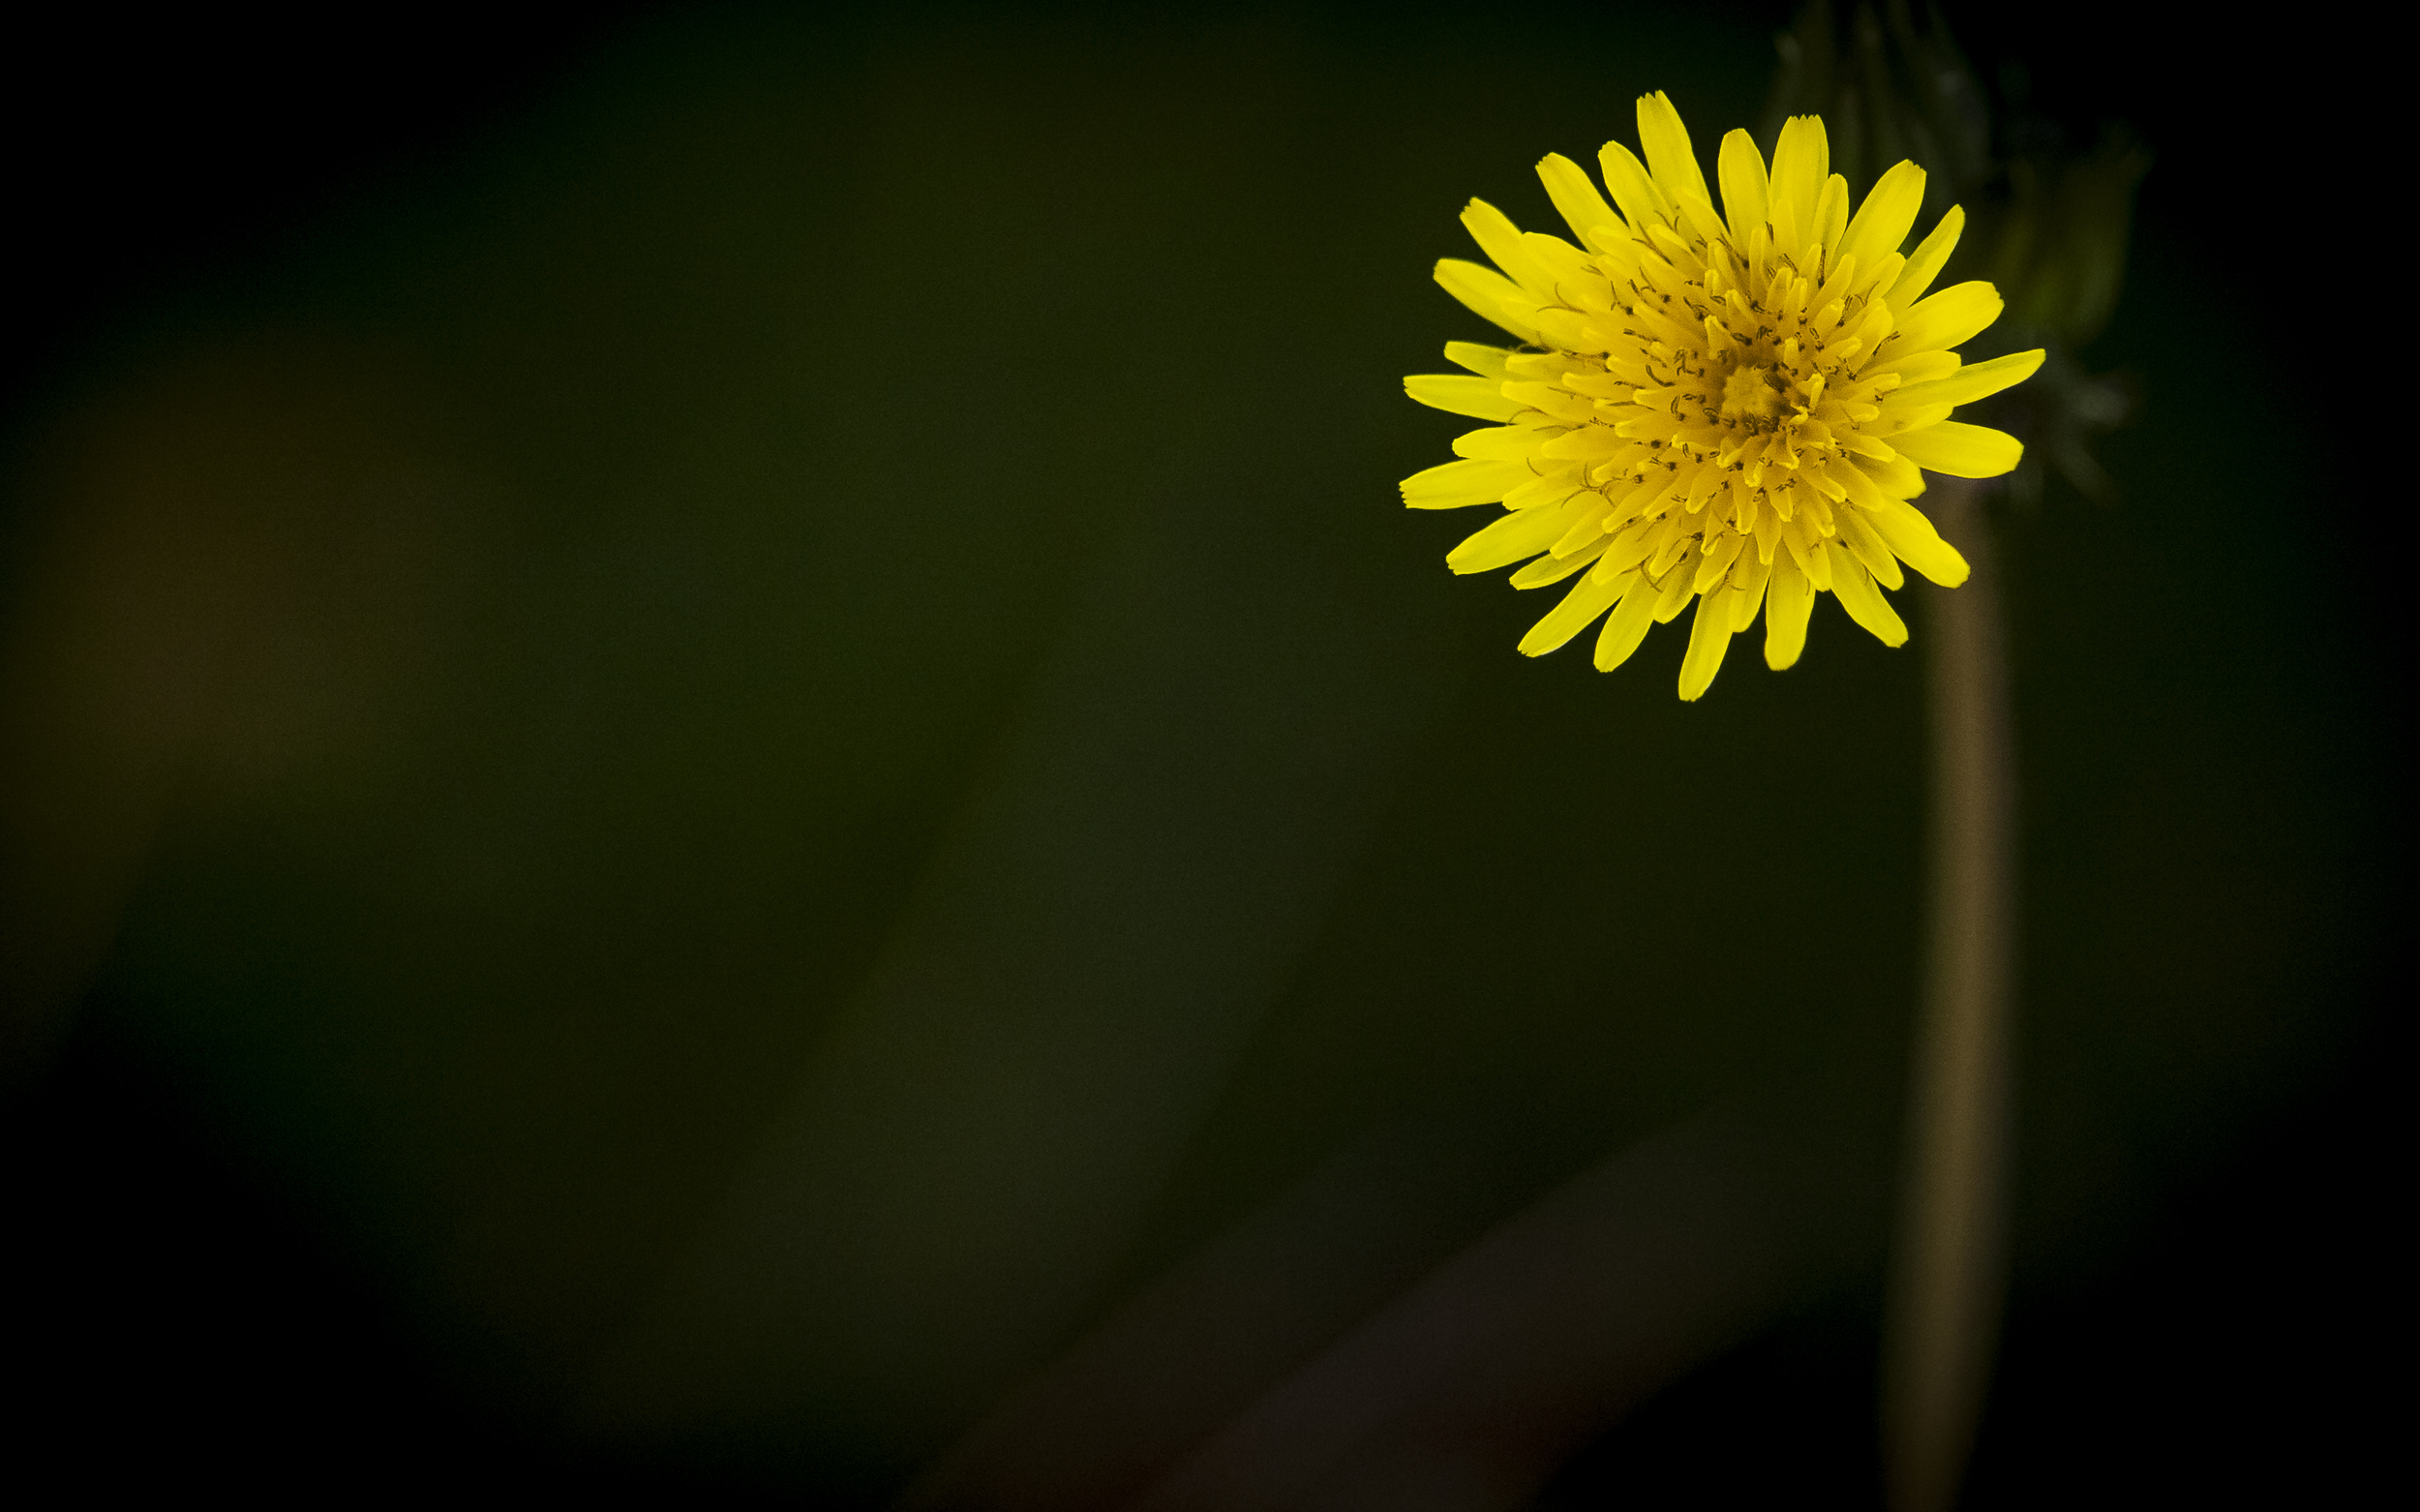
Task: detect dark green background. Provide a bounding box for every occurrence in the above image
[2,4,2391,1504]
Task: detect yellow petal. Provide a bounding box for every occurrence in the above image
[1597,139,1672,232]
[1764,557,1814,670]
[1594,572,1660,671]
[1849,449,1926,499]
[1826,541,1909,646]
[1837,505,1905,590]
[1405,374,1525,422]
[1727,553,1772,630]
[1636,90,1710,208]
[1861,497,1971,587]
[1522,230,1607,303]
[1808,249,1864,322]
[1506,378,1594,426]
[1678,590,1735,700]
[1520,567,1632,655]
[1855,250,1906,302]
[1812,172,1849,257]
[1835,159,1925,278]
[1459,198,1554,300]
[1868,348,1957,384]
[1448,492,1593,572]
[1595,516,1662,579]
[1435,259,1539,341]
[1891,348,2045,408]
[1450,424,1540,460]
[1892,280,2004,356]
[1769,115,1830,257]
[1537,424,1626,460]
[1873,401,1952,437]
[1606,473,1671,527]
[1536,152,1625,251]
[1402,457,1529,509]
[1691,530,1745,593]
[1647,512,1696,576]
[1716,129,1770,242]
[1795,521,1834,589]
[1444,342,1513,379]
[1550,496,1615,556]
[1891,420,2023,478]
[1677,197,1734,261]
[1509,538,1610,588]
[1650,559,1699,622]
[1752,497,1785,563]
[1888,205,1964,308]
[1504,465,1585,509]
[1531,308,1614,356]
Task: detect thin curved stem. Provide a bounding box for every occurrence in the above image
[1884,478,2015,1512]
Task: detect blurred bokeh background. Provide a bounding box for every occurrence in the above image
[2,3,2394,1505]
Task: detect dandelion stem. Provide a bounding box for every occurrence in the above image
[1884,477,2014,1512]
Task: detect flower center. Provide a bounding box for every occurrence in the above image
[1718,362,1787,426]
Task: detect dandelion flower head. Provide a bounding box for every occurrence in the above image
[1402,93,2040,699]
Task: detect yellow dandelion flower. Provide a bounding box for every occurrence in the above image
[1402,92,2040,699]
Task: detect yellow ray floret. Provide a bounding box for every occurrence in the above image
[1400,91,2039,700]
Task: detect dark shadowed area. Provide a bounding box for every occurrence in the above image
[2,3,2391,1506]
